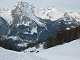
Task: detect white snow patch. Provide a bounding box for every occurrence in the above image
[66,28,71,30]
[31,27,37,34]
[8,36,19,40]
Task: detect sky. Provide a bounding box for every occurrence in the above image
[0,0,80,11]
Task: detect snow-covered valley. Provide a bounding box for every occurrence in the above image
[0,39,80,60]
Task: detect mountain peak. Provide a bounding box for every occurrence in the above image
[64,12,70,18]
[11,1,46,28]
[34,7,64,21]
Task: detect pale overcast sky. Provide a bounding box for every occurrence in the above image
[0,0,80,11]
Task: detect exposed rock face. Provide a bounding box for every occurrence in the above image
[0,17,9,35]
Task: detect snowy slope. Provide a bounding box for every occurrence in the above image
[0,39,80,60]
[0,47,46,60]
[36,39,80,60]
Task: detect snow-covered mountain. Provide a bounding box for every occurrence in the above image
[0,3,80,25]
[68,12,80,22]
[0,1,80,51]
[34,7,65,21]
[8,1,51,43]
[34,7,80,23]
[56,12,79,27]
[0,1,48,51]
[11,1,46,28]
